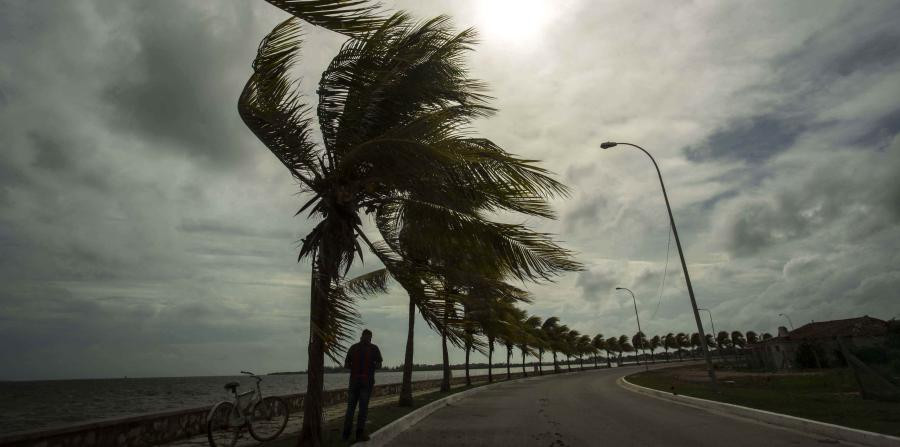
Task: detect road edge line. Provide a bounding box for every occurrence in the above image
[617,375,900,447]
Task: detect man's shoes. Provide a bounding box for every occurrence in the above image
[355,432,370,442]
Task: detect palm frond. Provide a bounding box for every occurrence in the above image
[341,268,390,296]
[238,17,320,186]
[265,0,388,38]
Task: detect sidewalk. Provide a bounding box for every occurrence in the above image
[163,380,486,447]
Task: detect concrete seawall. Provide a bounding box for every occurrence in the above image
[0,370,537,447]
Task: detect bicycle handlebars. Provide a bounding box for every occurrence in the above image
[241,370,262,382]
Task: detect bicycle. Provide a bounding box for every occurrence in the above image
[206,371,289,447]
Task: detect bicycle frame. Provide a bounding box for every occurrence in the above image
[228,372,264,423]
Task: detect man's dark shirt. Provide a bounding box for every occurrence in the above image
[344,342,383,386]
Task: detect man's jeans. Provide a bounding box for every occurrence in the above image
[342,378,372,439]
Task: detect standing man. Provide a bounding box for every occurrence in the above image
[342,329,383,442]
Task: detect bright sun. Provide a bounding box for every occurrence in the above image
[475,0,552,44]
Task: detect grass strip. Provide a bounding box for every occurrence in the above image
[627,364,900,437]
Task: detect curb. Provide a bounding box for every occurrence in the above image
[617,376,900,447]
[357,367,603,447]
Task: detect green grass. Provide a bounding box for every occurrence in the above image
[628,364,900,437]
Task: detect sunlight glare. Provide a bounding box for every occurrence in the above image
[476,0,552,44]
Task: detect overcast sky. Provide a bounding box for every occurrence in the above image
[1,0,899,380]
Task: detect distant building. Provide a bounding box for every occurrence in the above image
[747,316,888,370]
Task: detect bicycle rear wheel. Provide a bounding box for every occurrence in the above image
[207,401,244,447]
[248,396,289,441]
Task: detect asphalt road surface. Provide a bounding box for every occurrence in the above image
[388,364,844,447]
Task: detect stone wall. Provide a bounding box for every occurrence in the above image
[0,370,536,447]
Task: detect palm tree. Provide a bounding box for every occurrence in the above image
[621,339,635,364]
[541,318,564,372]
[716,331,731,361]
[663,333,676,362]
[731,331,746,362]
[606,336,621,366]
[649,335,661,363]
[520,315,542,376]
[706,333,718,360]
[632,331,647,365]
[691,332,714,359]
[746,331,759,345]
[563,329,579,371]
[591,334,606,368]
[761,332,773,340]
[617,335,630,364]
[576,334,592,370]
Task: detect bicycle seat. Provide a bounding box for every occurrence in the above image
[224,382,240,392]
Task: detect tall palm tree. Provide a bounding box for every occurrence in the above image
[706,333,718,360]
[592,334,606,368]
[617,335,630,364]
[649,335,661,364]
[731,331,746,362]
[556,325,572,371]
[520,315,542,376]
[576,335,593,370]
[541,317,563,372]
[632,331,647,365]
[605,336,621,366]
[688,333,700,360]
[563,329,580,371]
[716,331,731,362]
[761,332,773,340]
[746,331,759,345]
[663,333,676,362]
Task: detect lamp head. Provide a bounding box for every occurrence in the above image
[615,287,623,290]
[601,142,618,149]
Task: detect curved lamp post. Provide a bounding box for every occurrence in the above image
[601,141,718,391]
[778,313,795,331]
[616,287,647,370]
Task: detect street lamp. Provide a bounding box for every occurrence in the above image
[698,308,716,336]
[616,287,647,370]
[778,313,795,330]
[601,141,718,391]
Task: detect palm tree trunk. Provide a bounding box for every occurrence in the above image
[664,348,669,362]
[538,351,544,375]
[440,332,451,392]
[506,345,512,380]
[441,301,451,392]
[521,348,527,377]
[399,298,415,407]
[464,341,471,386]
[594,355,598,368]
[552,352,558,373]
[605,350,612,367]
[488,340,494,383]
[567,355,572,371]
[298,260,331,447]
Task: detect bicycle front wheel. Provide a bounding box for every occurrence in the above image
[207,401,243,447]
[248,396,289,441]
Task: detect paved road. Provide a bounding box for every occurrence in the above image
[388,364,843,447]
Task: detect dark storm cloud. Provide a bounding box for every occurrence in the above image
[853,107,900,148]
[683,115,803,163]
[99,1,262,166]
